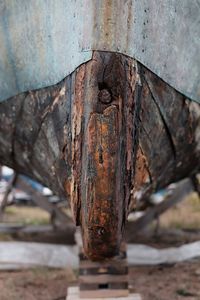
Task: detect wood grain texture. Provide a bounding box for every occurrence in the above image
[75,52,140,260]
[0,51,199,260]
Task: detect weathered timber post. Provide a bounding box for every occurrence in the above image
[71,52,141,260]
[0,51,199,260]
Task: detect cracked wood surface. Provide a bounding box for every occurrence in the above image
[0,51,199,259]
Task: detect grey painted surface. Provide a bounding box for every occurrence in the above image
[0,0,92,101]
[0,0,200,103]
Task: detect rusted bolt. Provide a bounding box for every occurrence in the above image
[98,89,112,104]
[97,227,105,236]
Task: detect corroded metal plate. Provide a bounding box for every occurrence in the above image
[0,0,200,103]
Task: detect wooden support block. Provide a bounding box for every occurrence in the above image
[67,287,142,300]
[78,243,131,299]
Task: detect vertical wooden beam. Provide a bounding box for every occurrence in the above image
[71,52,141,260]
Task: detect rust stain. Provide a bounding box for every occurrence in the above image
[69,52,140,260]
[64,178,71,198]
[70,64,86,224]
[82,105,119,260]
[130,145,151,211]
[103,0,114,47]
[134,145,150,188]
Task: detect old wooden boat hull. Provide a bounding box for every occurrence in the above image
[0,0,200,260]
[0,51,199,260]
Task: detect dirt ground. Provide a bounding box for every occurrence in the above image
[0,192,200,300]
[129,263,200,300]
[0,262,200,300]
[0,268,76,300]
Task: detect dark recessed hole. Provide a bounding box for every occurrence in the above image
[98,283,109,289]
[98,82,112,104]
[98,82,109,90]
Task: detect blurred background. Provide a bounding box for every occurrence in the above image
[0,165,200,300]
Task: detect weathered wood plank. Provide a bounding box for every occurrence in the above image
[127,178,194,234]
[15,176,72,227]
[67,286,142,300]
[74,52,140,260]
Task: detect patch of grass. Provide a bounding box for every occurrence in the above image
[4,206,16,215]
[189,193,200,212]
[160,192,200,230]
[176,288,195,297]
[0,233,13,241]
[3,206,50,225]
[30,267,76,282]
